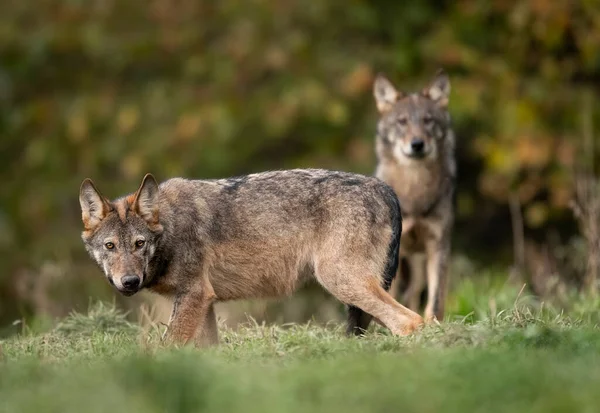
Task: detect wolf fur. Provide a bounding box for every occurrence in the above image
[373,70,456,322]
[79,169,424,346]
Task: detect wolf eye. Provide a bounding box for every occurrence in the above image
[105,242,115,250]
[135,239,145,248]
[397,117,408,126]
[423,115,434,125]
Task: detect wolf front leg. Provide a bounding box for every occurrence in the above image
[163,285,217,347]
[401,255,426,312]
[424,237,450,322]
[194,303,219,347]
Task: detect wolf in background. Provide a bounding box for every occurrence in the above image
[79,169,424,346]
[373,70,456,322]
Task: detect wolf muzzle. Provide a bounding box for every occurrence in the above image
[117,274,141,296]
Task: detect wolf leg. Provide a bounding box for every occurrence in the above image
[347,260,407,336]
[424,240,450,322]
[350,279,422,336]
[361,279,423,336]
[386,262,402,301]
[163,280,217,346]
[401,254,426,312]
[317,262,423,336]
[346,305,373,336]
[194,303,219,347]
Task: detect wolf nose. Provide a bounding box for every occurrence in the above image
[122,275,140,290]
[411,138,425,152]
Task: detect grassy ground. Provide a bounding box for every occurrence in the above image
[2,282,600,413]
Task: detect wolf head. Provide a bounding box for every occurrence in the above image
[374,70,451,164]
[79,174,164,296]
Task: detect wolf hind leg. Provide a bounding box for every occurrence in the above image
[347,306,389,336]
[316,261,423,337]
[346,305,373,336]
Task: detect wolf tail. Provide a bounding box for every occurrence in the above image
[346,186,402,336]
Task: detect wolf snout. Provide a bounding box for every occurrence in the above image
[410,138,425,153]
[121,274,141,291]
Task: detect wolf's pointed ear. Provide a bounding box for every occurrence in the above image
[374,74,402,113]
[423,69,450,107]
[80,179,111,231]
[132,173,161,228]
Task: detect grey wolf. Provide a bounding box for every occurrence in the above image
[79,169,424,345]
[372,70,456,322]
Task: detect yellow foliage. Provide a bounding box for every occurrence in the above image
[518,175,544,204]
[117,106,140,135]
[340,64,373,98]
[479,173,511,202]
[488,143,520,176]
[67,112,88,143]
[175,113,203,143]
[325,100,348,126]
[120,154,144,180]
[525,202,550,228]
[515,136,553,168]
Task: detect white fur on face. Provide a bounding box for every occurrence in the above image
[113,279,124,289]
[393,143,413,165]
[392,142,437,164]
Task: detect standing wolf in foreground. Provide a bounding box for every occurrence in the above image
[79,169,424,345]
[373,70,456,322]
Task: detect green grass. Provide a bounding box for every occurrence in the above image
[2,286,600,413]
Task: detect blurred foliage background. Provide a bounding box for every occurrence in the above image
[1,0,600,332]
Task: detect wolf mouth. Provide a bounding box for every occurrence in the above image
[403,150,428,159]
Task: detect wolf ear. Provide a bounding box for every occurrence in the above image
[423,69,450,107]
[132,173,161,227]
[80,179,111,231]
[374,74,402,113]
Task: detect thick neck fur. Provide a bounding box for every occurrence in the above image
[375,131,455,217]
[143,235,172,290]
